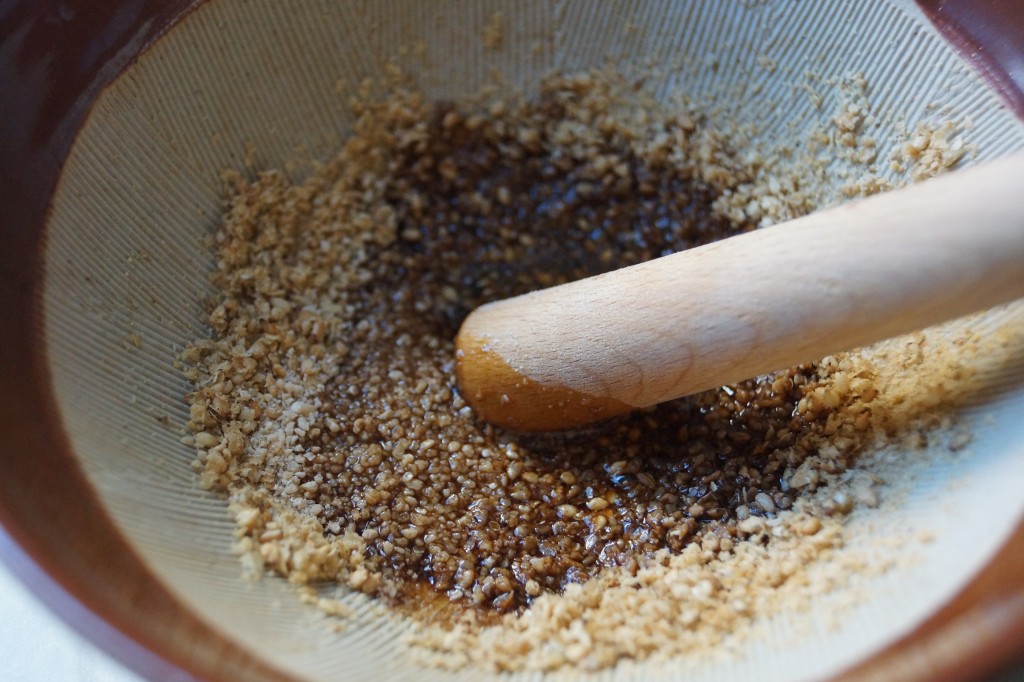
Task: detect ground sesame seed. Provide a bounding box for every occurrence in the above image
[183,68,999,673]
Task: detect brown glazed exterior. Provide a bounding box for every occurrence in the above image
[918,0,1024,119]
[0,2,291,680]
[0,1,1020,680]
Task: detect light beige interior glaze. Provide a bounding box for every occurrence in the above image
[41,1,1024,680]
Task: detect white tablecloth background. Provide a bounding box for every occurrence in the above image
[0,557,142,681]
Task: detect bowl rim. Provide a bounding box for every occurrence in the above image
[0,2,295,680]
[0,1,1022,680]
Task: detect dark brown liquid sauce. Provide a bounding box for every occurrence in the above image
[297,94,847,618]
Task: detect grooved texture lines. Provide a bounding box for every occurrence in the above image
[42,1,1024,680]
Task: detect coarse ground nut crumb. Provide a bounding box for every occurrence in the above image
[895,121,967,180]
[482,11,504,50]
[183,68,1004,671]
[408,308,1024,671]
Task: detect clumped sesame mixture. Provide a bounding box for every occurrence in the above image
[182,71,997,671]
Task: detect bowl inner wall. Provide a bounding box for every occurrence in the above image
[41,1,1024,680]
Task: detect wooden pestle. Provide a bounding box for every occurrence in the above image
[454,152,1024,431]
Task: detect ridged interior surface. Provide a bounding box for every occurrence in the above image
[41,1,1024,680]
